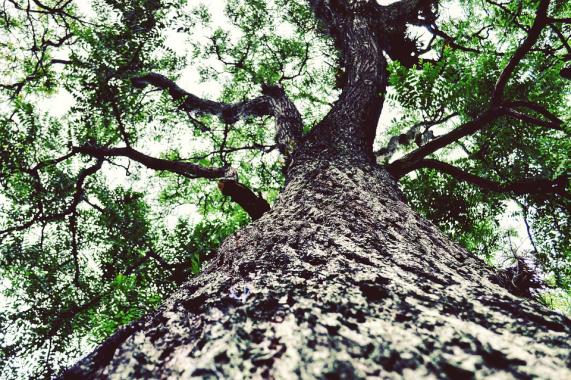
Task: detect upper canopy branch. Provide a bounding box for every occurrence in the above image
[387,0,560,178]
[131,73,303,156]
[490,0,551,105]
[131,73,272,124]
[505,108,564,131]
[400,159,570,198]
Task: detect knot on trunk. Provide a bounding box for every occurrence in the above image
[490,257,544,298]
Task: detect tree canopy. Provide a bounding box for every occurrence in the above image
[0,0,569,378]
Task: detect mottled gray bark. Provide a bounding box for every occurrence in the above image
[62,153,571,379]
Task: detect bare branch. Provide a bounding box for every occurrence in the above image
[190,144,277,161]
[131,73,303,156]
[396,159,569,198]
[74,144,272,220]
[425,25,483,54]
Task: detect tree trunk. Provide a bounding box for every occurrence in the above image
[62,154,571,379]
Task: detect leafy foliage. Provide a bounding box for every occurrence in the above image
[383,0,570,328]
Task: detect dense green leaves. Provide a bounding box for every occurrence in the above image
[385,0,570,323]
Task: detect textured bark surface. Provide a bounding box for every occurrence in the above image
[62,155,571,379]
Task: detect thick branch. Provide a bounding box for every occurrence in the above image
[131,73,272,124]
[74,145,271,220]
[218,180,271,221]
[400,159,569,197]
[73,145,226,179]
[387,108,506,178]
[491,0,551,105]
[262,85,303,156]
[306,0,389,156]
[548,17,571,24]
[132,73,303,157]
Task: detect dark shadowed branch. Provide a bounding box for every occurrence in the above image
[425,24,486,54]
[490,0,551,105]
[218,180,271,221]
[393,159,570,198]
[131,73,303,156]
[73,144,271,220]
[505,100,565,127]
[73,144,227,179]
[505,109,564,131]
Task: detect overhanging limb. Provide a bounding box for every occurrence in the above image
[395,158,570,198]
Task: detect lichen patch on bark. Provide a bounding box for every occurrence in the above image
[62,159,571,380]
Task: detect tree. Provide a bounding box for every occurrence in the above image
[0,0,570,378]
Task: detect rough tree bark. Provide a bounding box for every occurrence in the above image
[61,0,571,378]
[62,153,571,379]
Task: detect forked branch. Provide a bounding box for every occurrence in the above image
[0,159,104,238]
[376,112,458,161]
[74,144,271,220]
[131,73,303,156]
[387,108,507,178]
[388,0,558,177]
